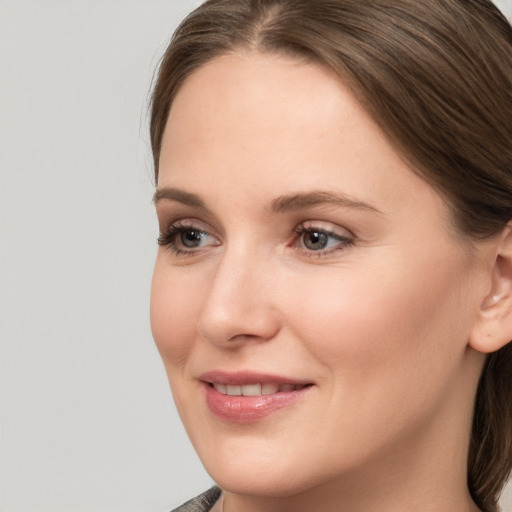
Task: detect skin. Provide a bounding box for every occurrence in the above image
[150,52,506,512]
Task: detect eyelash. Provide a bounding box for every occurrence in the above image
[157,221,355,257]
[157,221,213,256]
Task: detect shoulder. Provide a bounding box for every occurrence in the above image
[170,487,222,512]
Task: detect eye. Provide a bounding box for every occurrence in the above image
[158,221,219,255]
[293,223,354,255]
[179,229,209,248]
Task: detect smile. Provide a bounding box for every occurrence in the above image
[200,372,314,423]
[211,382,309,396]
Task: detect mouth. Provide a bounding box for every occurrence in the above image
[200,371,314,423]
[210,382,310,396]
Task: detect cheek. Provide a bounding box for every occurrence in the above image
[279,253,472,403]
[150,260,205,370]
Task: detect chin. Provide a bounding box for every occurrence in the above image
[208,464,313,498]
[194,432,355,500]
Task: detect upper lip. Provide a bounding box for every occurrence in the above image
[199,370,313,386]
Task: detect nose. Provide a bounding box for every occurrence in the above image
[197,249,281,347]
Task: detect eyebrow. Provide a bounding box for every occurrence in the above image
[153,187,206,208]
[153,187,383,215]
[270,191,383,214]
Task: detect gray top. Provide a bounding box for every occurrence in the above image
[171,487,222,512]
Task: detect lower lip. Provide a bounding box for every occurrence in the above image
[203,383,312,423]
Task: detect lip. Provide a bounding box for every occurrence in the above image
[200,370,312,386]
[200,370,314,423]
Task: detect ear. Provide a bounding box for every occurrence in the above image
[469,223,512,354]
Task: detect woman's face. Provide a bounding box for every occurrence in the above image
[151,53,488,497]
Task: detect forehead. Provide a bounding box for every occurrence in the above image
[162,55,390,177]
[164,53,347,148]
[160,53,448,223]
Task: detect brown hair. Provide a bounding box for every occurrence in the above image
[150,1,512,510]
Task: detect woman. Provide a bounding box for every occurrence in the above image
[149,1,512,511]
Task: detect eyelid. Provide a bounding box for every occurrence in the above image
[297,220,354,237]
[157,215,211,232]
[155,203,223,236]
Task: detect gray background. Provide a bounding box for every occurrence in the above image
[1,1,511,511]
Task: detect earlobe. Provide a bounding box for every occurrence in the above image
[469,224,512,354]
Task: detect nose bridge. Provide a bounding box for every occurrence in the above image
[197,242,279,345]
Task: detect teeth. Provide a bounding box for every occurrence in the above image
[213,383,227,394]
[261,383,279,395]
[242,384,262,396]
[212,383,306,396]
[226,385,241,396]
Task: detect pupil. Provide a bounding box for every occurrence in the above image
[305,231,327,250]
[181,230,203,248]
